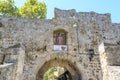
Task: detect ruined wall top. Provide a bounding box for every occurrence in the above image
[54,8,111,23]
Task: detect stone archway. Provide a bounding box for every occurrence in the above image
[36,58,82,80]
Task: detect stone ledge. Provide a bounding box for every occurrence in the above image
[0,63,14,69]
[108,66,120,80]
[108,66,120,69]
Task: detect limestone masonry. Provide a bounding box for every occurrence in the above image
[0,8,120,80]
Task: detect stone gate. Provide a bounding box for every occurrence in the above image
[0,8,120,80]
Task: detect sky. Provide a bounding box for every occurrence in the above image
[14,0,120,23]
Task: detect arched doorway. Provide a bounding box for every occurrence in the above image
[36,59,82,80]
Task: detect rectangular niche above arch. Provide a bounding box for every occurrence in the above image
[53,29,68,51]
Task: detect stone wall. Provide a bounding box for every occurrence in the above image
[54,8,111,54]
[99,43,108,80]
[0,63,15,80]
[0,8,119,80]
[108,66,120,80]
[103,23,120,44]
[0,44,25,80]
[99,30,120,80]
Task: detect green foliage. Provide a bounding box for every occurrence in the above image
[20,0,47,18]
[0,0,18,16]
[43,67,57,80]
[0,0,47,19]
